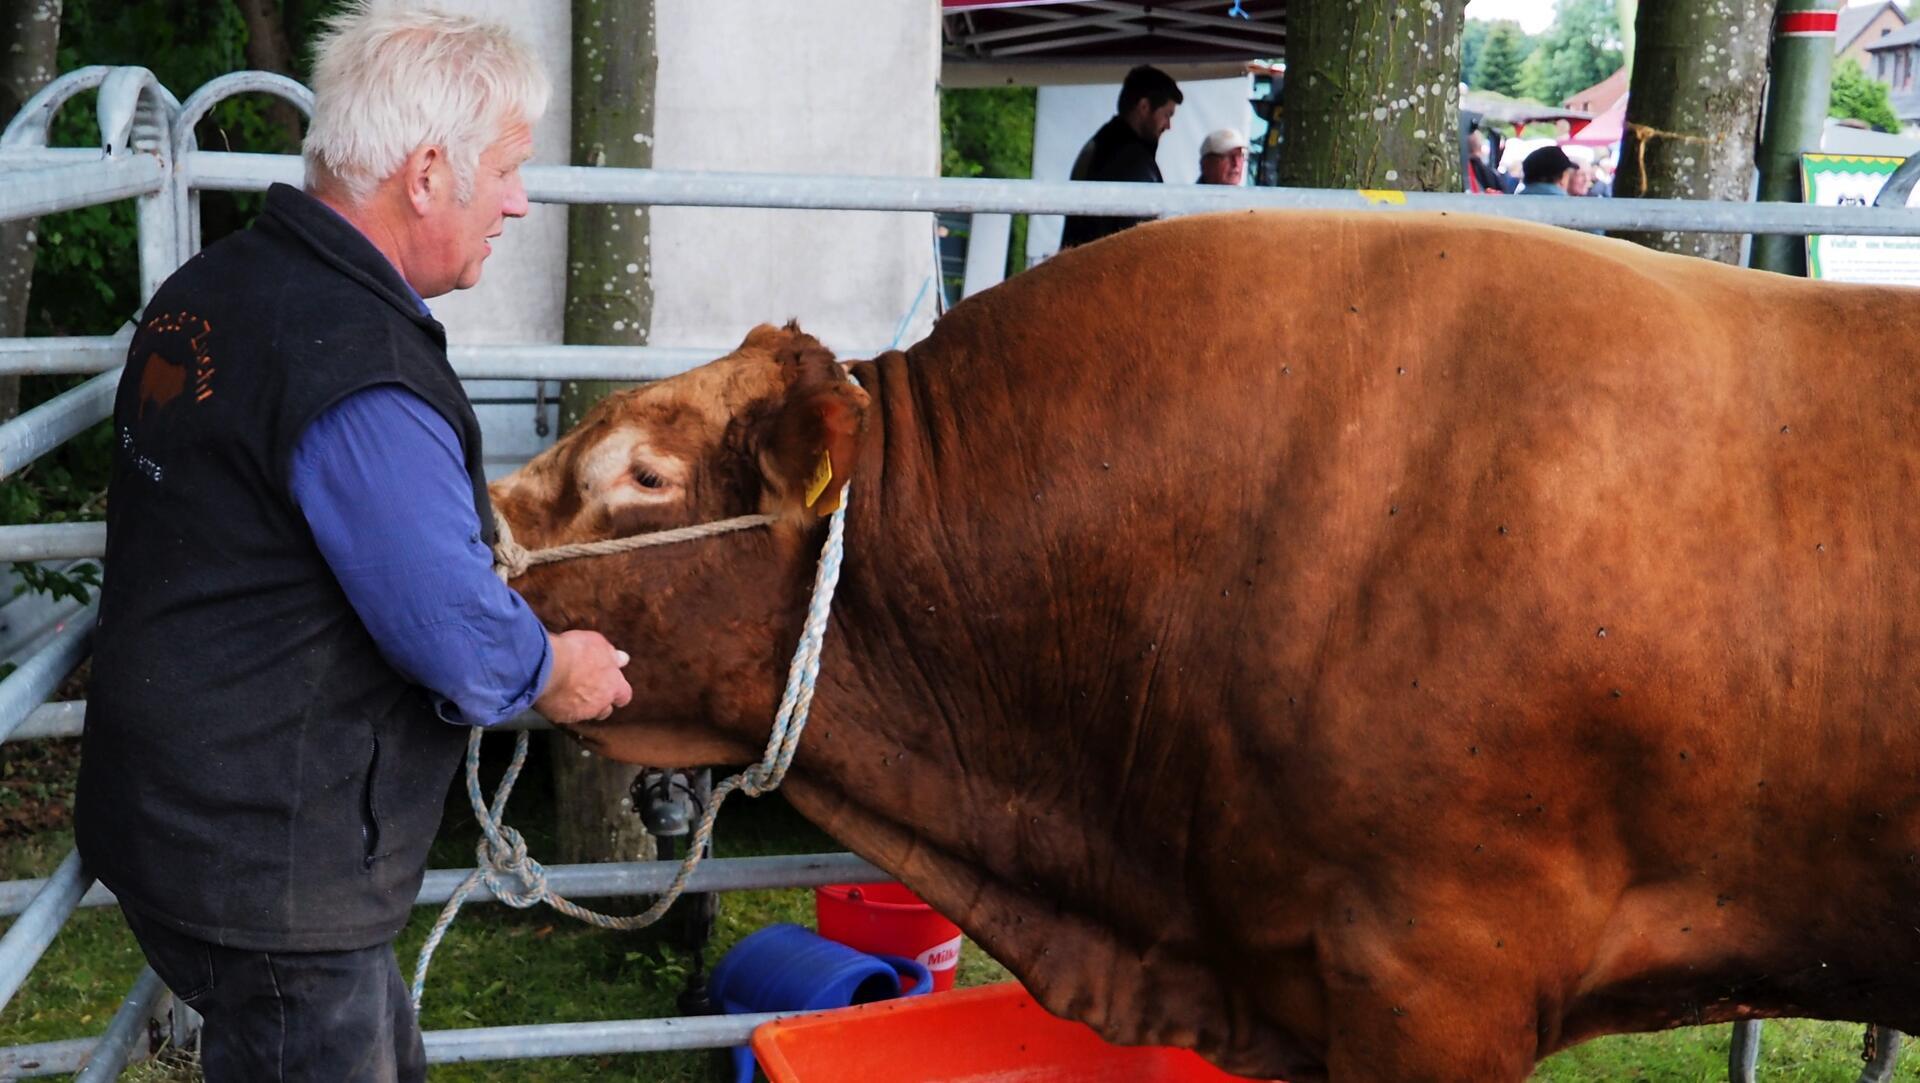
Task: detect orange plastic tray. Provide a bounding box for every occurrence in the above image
[750,982,1277,1083]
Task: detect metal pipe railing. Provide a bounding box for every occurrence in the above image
[0,155,165,223]
[0,698,544,743]
[180,150,1920,236]
[0,851,885,918]
[0,1036,93,1078]
[0,1011,813,1078]
[0,337,724,381]
[423,1012,801,1063]
[70,967,166,1083]
[0,372,117,483]
[0,851,95,1013]
[0,606,95,742]
[0,524,106,561]
[0,332,131,377]
[4,701,85,742]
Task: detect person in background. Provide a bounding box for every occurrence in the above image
[1590,149,1616,197]
[74,5,632,1081]
[1060,64,1183,248]
[1198,128,1248,186]
[1466,128,1505,194]
[1518,145,1579,196]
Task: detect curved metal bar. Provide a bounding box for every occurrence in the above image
[0,66,111,148]
[1873,155,1920,209]
[95,67,179,155]
[172,71,315,261]
[171,71,313,162]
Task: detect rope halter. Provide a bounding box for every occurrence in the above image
[489,504,779,583]
[411,490,851,1011]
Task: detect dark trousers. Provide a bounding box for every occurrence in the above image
[121,906,426,1083]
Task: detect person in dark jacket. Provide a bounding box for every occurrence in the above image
[1059,65,1183,249]
[1518,144,1579,196]
[73,5,631,1081]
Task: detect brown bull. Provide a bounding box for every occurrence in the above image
[491,211,1920,1082]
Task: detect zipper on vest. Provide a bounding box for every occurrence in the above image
[361,736,382,869]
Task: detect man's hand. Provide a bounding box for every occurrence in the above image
[534,630,633,724]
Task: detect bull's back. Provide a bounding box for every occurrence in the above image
[893,211,1920,1040]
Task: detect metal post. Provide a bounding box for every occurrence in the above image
[1750,1,1840,274]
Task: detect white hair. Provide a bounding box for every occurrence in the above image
[302,2,550,205]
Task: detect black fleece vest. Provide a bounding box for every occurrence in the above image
[76,184,493,951]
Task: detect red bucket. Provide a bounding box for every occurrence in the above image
[814,883,964,992]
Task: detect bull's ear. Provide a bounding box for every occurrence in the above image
[761,339,868,517]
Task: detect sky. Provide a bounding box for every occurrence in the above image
[1464,0,1883,34]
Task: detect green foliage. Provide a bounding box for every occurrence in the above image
[1461,19,1491,86]
[940,86,1036,180]
[1472,22,1533,98]
[1831,58,1901,135]
[12,561,100,605]
[940,86,1037,276]
[1518,0,1625,106]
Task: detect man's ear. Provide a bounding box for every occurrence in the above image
[760,337,868,517]
[404,144,444,215]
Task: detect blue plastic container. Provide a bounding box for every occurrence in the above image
[709,923,932,1083]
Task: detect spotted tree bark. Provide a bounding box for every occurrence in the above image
[0,0,61,421]
[1279,0,1468,191]
[1612,0,1773,263]
[550,0,658,866]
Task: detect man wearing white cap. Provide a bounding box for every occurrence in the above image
[1198,128,1248,186]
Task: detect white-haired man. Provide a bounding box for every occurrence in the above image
[73,5,631,1080]
[1197,128,1247,186]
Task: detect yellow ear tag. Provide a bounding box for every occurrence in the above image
[803,449,833,508]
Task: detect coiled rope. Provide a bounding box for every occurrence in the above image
[409,492,850,1011]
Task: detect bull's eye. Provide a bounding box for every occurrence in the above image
[635,469,667,490]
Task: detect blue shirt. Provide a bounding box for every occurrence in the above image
[289,384,552,727]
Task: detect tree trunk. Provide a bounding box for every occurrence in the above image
[234,0,304,148]
[1279,0,1468,190]
[0,0,61,421]
[1611,0,1773,263]
[550,0,658,866]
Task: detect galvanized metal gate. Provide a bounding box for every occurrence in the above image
[3,65,1920,1079]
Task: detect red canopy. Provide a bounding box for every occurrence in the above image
[1566,94,1626,146]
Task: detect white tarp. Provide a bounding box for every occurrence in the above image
[1027,76,1253,266]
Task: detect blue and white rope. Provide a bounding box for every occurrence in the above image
[410,493,851,1012]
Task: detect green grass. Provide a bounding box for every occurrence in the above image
[0,739,1010,1081]
[1,739,1917,1080]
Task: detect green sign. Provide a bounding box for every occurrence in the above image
[1801,153,1920,285]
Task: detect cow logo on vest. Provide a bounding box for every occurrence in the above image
[120,310,216,483]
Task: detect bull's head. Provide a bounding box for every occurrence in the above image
[490,322,870,765]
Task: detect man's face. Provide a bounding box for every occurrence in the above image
[1566,166,1590,196]
[1200,148,1246,185]
[1126,97,1178,144]
[417,117,535,297]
